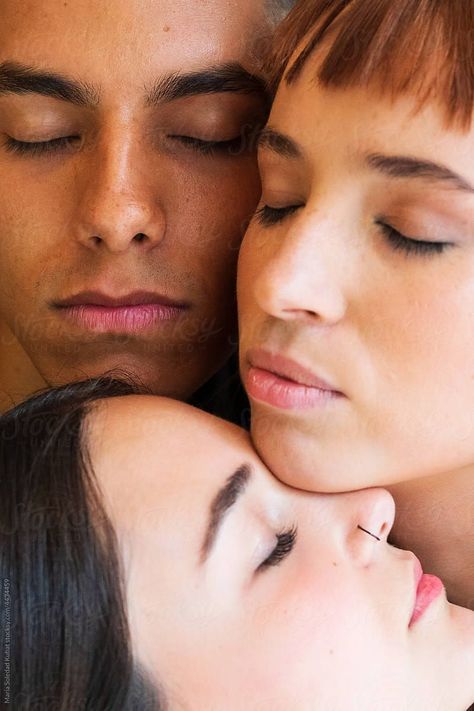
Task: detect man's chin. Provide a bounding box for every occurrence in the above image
[34,351,203,401]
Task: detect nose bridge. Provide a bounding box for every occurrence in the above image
[76,119,162,252]
[254,204,348,322]
[90,119,144,202]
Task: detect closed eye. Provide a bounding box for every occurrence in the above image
[4,135,81,157]
[169,134,245,156]
[376,220,453,256]
[254,204,302,227]
[257,525,297,572]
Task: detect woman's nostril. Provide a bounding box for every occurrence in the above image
[357,525,381,541]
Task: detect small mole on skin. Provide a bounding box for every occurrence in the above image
[163,25,170,32]
[332,561,338,567]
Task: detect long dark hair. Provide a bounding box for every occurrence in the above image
[0,378,162,710]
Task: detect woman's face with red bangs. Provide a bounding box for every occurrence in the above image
[238,63,474,494]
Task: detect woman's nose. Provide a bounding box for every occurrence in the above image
[353,488,396,542]
[251,211,348,326]
[340,488,396,565]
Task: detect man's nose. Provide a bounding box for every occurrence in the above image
[74,131,166,253]
[251,209,348,326]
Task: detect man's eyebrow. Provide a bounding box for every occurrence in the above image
[366,153,474,194]
[146,63,268,106]
[257,127,303,159]
[200,464,252,564]
[0,61,100,107]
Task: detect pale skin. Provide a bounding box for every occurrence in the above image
[88,396,474,711]
[238,66,474,608]
[0,0,270,411]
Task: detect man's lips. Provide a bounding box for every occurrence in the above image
[409,557,445,627]
[244,349,345,410]
[53,291,189,333]
[54,290,189,309]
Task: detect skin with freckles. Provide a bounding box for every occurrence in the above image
[237,63,474,607]
[0,0,269,410]
[87,396,474,711]
[238,78,474,492]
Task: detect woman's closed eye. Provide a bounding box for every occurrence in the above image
[257,525,297,573]
[254,203,302,227]
[376,220,454,257]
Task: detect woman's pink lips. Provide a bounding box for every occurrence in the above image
[245,365,344,411]
[409,558,444,626]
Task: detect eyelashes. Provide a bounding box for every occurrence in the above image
[257,525,297,572]
[253,203,453,258]
[3,134,245,159]
[168,134,245,156]
[375,221,452,256]
[4,135,81,157]
[254,204,301,227]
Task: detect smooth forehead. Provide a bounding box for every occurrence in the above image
[270,74,474,173]
[0,0,268,82]
[87,395,253,524]
[89,394,248,460]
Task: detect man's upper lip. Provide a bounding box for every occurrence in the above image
[55,291,189,309]
[247,349,344,393]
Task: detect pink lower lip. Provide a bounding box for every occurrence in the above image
[245,366,343,410]
[409,574,444,626]
[58,303,186,334]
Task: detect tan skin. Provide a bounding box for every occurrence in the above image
[0,0,270,411]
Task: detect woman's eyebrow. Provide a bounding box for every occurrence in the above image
[365,152,474,194]
[257,126,303,159]
[200,464,252,564]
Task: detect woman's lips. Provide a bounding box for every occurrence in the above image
[244,350,345,411]
[409,559,445,626]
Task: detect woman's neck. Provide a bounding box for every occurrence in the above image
[389,465,474,610]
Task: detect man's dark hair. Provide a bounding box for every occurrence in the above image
[0,378,163,710]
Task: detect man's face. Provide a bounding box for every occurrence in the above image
[0,0,268,400]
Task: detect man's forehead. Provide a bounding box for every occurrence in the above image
[0,0,267,56]
[0,0,268,98]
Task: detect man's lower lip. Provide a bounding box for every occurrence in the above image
[245,366,342,410]
[57,304,187,333]
[409,574,444,626]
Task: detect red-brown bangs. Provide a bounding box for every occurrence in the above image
[269,0,474,129]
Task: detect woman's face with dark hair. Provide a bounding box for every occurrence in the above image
[87,396,474,710]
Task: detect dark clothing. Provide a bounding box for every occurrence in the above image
[188,353,250,429]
